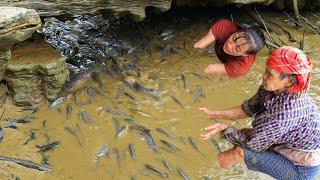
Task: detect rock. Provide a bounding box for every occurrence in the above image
[4,37,69,106]
[0,6,41,80]
[175,0,276,7]
[0,0,172,21]
[271,0,308,10]
[0,6,41,50]
[38,14,124,68]
[0,0,294,21]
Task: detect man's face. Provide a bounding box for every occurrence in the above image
[223,32,255,57]
[262,68,289,92]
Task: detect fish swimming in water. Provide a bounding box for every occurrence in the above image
[95,145,109,168]
[78,110,92,124]
[145,164,168,178]
[48,97,67,108]
[37,141,60,153]
[62,70,92,95]
[181,74,190,92]
[0,126,3,142]
[171,95,185,109]
[128,144,136,160]
[188,136,205,156]
[129,125,158,153]
[160,139,181,152]
[66,104,72,120]
[177,168,190,180]
[0,156,52,172]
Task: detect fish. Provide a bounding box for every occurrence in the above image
[62,70,92,95]
[145,164,168,178]
[129,125,158,153]
[48,97,67,108]
[0,126,3,142]
[163,34,175,41]
[160,29,174,37]
[99,106,129,118]
[181,74,189,92]
[123,80,159,101]
[161,159,172,172]
[156,127,176,138]
[15,117,30,124]
[123,117,136,124]
[210,138,222,152]
[159,146,187,160]
[95,145,109,168]
[129,107,157,119]
[189,72,204,80]
[66,104,72,120]
[171,95,185,109]
[96,145,110,158]
[36,141,60,153]
[177,168,190,180]
[0,156,51,172]
[128,144,136,160]
[124,91,140,104]
[141,130,158,153]
[41,154,50,165]
[123,91,136,101]
[86,86,96,103]
[112,148,121,172]
[113,118,121,132]
[116,126,128,140]
[23,130,36,145]
[64,127,83,147]
[78,110,92,124]
[160,139,181,152]
[5,124,18,130]
[188,136,205,156]
[91,71,104,88]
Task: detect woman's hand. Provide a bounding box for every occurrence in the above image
[201,122,229,140]
[199,107,220,119]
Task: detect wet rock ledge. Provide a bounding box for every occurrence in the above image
[0,7,69,106]
[0,6,41,80]
[0,0,279,21]
[5,38,69,106]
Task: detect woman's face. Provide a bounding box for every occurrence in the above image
[262,68,289,93]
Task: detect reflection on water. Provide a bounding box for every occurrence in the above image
[0,7,320,180]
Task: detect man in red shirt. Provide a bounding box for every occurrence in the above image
[194,19,265,77]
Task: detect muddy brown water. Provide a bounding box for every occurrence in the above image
[1,8,320,180]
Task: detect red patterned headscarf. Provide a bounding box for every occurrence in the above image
[266,46,313,93]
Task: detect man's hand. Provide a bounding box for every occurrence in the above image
[194,30,216,49]
[201,122,229,140]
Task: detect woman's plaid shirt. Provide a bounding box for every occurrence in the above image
[237,86,320,152]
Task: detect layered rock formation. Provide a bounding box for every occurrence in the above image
[0,0,281,21]
[0,7,69,106]
[0,6,41,80]
[5,38,69,106]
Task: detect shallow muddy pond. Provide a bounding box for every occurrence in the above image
[0,7,320,180]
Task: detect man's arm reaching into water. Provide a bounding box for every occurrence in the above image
[194,29,216,49]
[204,64,228,76]
[193,28,229,76]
